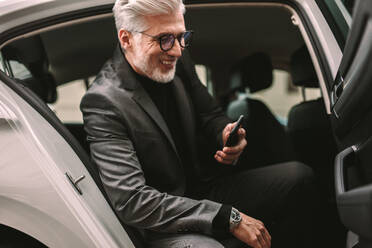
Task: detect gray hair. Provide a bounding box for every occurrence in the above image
[113,0,186,33]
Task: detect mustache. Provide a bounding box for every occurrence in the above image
[160,54,178,61]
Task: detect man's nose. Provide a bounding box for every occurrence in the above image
[167,39,183,58]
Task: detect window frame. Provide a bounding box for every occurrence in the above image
[315,0,352,51]
[1,53,13,77]
[0,52,4,72]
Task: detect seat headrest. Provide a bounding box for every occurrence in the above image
[290,46,318,88]
[21,74,57,103]
[230,52,273,93]
[3,36,58,103]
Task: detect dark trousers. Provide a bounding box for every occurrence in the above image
[149,161,316,248]
[204,161,316,248]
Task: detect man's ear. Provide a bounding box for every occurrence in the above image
[118,29,131,50]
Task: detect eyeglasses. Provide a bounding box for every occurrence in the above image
[136,30,193,52]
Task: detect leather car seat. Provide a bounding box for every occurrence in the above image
[226,53,295,169]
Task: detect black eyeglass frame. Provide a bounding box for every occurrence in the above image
[134,30,194,52]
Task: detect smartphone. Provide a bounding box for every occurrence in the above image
[225,115,245,147]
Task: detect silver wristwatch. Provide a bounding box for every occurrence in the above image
[229,207,242,231]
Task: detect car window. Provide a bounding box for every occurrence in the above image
[250,69,321,125]
[0,54,29,79]
[7,60,32,80]
[49,78,92,124]
[0,57,33,81]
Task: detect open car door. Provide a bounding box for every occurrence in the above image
[331,0,372,247]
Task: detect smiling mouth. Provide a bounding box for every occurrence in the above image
[161,60,176,65]
[161,61,173,65]
[160,59,177,70]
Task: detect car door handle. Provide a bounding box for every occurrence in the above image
[335,145,372,241]
[66,172,86,195]
[335,146,355,196]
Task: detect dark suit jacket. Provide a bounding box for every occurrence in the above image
[80,47,230,237]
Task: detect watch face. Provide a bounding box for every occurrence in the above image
[230,208,242,231]
[230,208,242,230]
[232,209,240,221]
[231,208,242,224]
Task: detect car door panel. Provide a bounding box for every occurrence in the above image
[331,1,372,247]
[331,0,372,138]
[335,146,372,240]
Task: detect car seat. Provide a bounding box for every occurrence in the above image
[3,36,91,155]
[287,46,338,193]
[287,45,346,247]
[226,53,295,169]
[2,36,57,104]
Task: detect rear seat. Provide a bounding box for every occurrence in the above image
[287,46,338,195]
[226,52,295,168]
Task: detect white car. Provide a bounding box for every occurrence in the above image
[0,0,370,247]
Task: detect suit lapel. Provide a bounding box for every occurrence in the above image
[172,76,195,155]
[112,47,179,157]
[173,76,204,179]
[131,85,179,157]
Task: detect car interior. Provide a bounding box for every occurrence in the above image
[0,3,347,247]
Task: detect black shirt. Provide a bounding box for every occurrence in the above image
[136,73,231,236]
[136,74,193,181]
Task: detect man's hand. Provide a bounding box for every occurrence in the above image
[231,212,271,248]
[214,122,247,164]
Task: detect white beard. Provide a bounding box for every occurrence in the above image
[132,37,176,84]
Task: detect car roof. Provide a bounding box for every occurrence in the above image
[0,0,114,36]
[0,0,300,37]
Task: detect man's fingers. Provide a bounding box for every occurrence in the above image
[262,226,271,246]
[238,127,246,138]
[254,224,271,248]
[223,122,245,145]
[256,219,265,226]
[256,230,267,248]
[214,153,235,164]
[233,213,270,248]
[223,145,241,154]
[223,137,247,154]
[257,225,271,248]
[224,123,235,138]
[248,233,262,248]
[226,123,235,131]
[216,151,241,161]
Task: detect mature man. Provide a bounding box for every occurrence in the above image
[80,0,314,247]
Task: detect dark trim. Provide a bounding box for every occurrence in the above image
[0,224,47,247]
[289,1,334,92]
[0,4,113,45]
[315,0,346,51]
